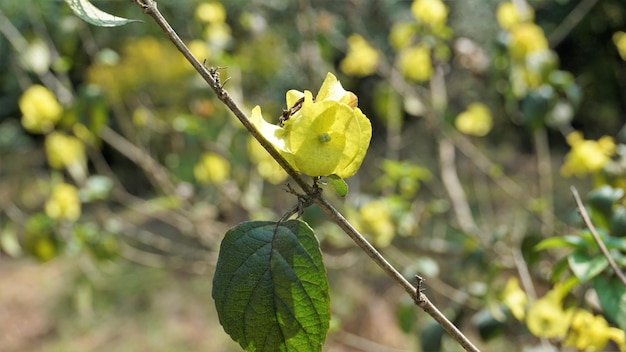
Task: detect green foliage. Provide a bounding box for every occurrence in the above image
[212,220,330,352]
[3,0,626,350]
[594,276,626,330]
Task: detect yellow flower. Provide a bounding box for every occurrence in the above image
[502,278,528,321]
[455,103,493,137]
[411,0,448,28]
[613,31,626,61]
[45,131,87,171]
[194,152,230,184]
[496,2,534,30]
[508,23,549,60]
[360,199,395,247]
[250,73,371,179]
[564,309,626,352]
[561,131,616,178]
[526,289,572,338]
[195,2,226,24]
[19,85,63,134]
[248,138,288,185]
[398,45,433,82]
[389,22,416,50]
[340,34,379,77]
[45,183,81,222]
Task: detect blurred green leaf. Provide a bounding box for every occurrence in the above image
[420,320,445,352]
[568,250,608,283]
[534,236,586,251]
[471,308,506,341]
[587,186,624,221]
[212,220,330,352]
[610,206,626,237]
[593,276,626,330]
[64,0,140,27]
[520,85,554,131]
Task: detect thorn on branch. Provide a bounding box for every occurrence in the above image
[415,275,426,303]
[207,66,230,94]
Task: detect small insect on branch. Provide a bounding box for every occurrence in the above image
[279,96,305,126]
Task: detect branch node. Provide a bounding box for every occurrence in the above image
[415,275,426,303]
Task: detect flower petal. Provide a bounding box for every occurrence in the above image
[316,72,358,108]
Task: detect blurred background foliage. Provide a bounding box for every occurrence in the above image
[1,0,626,351]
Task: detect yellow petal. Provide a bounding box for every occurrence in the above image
[316,72,358,108]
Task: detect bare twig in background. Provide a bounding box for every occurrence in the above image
[534,128,554,237]
[548,0,600,47]
[430,66,479,236]
[0,9,73,103]
[130,0,480,350]
[571,186,626,287]
[439,138,480,236]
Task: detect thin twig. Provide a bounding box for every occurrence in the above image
[548,0,600,48]
[129,1,480,350]
[312,196,479,352]
[571,186,626,287]
[131,0,311,195]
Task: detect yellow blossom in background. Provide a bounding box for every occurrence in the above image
[19,84,63,134]
[411,0,448,28]
[502,277,528,321]
[613,31,626,61]
[564,309,626,352]
[194,152,231,185]
[455,102,493,137]
[389,22,416,50]
[561,131,616,178]
[45,131,86,171]
[398,45,433,82]
[496,2,534,30]
[195,2,226,24]
[45,183,81,222]
[508,23,548,60]
[526,289,572,338]
[360,199,395,247]
[340,34,380,77]
[247,138,288,185]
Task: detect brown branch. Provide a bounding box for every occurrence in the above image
[571,186,626,287]
[129,1,479,350]
[312,196,479,352]
[132,0,311,195]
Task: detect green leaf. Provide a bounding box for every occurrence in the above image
[471,308,506,341]
[593,276,626,330]
[587,186,624,221]
[534,236,585,251]
[568,250,608,283]
[212,220,330,352]
[64,0,140,27]
[327,174,348,197]
[610,205,626,237]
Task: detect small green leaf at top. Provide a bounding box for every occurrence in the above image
[64,0,141,27]
[327,174,348,197]
[212,220,330,352]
